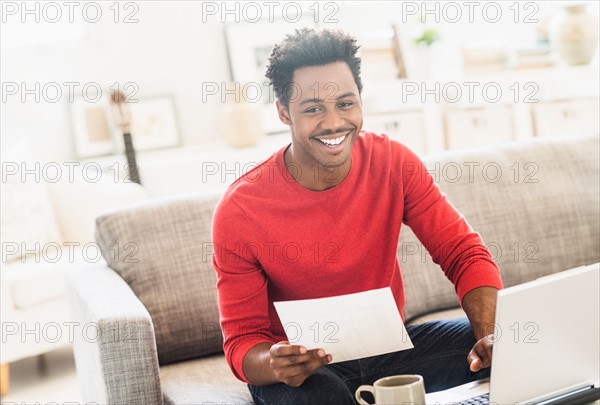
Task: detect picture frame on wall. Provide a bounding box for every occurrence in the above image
[224,14,317,134]
[70,94,117,158]
[70,93,180,158]
[115,95,180,153]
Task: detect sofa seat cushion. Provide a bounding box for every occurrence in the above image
[399,134,600,321]
[160,354,253,405]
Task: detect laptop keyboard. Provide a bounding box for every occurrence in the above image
[458,393,490,405]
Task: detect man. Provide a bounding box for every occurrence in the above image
[212,28,503,404]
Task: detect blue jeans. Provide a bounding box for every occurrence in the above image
[248,318,490,405]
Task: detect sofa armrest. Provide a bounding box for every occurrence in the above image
[66,263,162,404]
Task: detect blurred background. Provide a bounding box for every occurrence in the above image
[1,0,599,401]
[2,0,599,194]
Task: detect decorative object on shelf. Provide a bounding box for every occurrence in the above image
[413,27,440,47]
[409,44,438,78]
[70,94,116,158]
[219,82,264,148]
[515,44,556,69]
[515,14,557,70]
[110,90,141,184]
[549,3,599,65]
[403,17,442,79]
[224,15,316,134]
[461,42,512,73]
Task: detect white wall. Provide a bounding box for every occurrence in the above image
[2,2,231,161]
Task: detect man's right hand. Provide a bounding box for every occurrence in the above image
[242,341,332,386]
[269,341,333,387]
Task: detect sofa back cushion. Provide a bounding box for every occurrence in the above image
[95,193,222,365]
[400,134,600,321]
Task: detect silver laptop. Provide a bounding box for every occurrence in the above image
[426,262,600,405]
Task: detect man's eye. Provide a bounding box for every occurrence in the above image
[305,106,321,113]
[338,101,353,108]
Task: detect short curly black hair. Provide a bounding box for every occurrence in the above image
[265,28,362,110]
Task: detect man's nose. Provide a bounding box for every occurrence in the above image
[320,107,345,131]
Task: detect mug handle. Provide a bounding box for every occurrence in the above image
[355,385,375,405]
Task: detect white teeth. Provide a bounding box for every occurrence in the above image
[318,134,346,146]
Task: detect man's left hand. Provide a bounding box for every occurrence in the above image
[467,334,494,372]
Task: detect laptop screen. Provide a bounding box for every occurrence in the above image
[489,263,600,403]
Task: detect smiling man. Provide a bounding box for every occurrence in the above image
[278,61,360,191]
[212,28,503,404]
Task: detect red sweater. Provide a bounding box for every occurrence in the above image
[212,131,503,382]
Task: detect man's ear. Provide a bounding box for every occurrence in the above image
[276,100,292,126]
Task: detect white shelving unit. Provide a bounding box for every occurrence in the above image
[85,64,599,198]
[361,64,600,155]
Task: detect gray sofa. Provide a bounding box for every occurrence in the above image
[66,133,600,404]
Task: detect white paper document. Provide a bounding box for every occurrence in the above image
[273,287,413,363]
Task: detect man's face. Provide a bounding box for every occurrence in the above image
[277,61,363,170]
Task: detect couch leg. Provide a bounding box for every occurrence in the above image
[0,363,8,397]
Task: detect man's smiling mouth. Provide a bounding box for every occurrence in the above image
[318,134,346,146]
[314,130,352,148]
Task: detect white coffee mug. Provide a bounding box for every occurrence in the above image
[355,374,426,405]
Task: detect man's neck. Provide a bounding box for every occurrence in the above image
[284,146,352,191]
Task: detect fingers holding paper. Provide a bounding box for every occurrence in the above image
[269,341,333,387]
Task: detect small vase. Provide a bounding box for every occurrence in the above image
[550,4,599,65]
[220,96,264,148]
